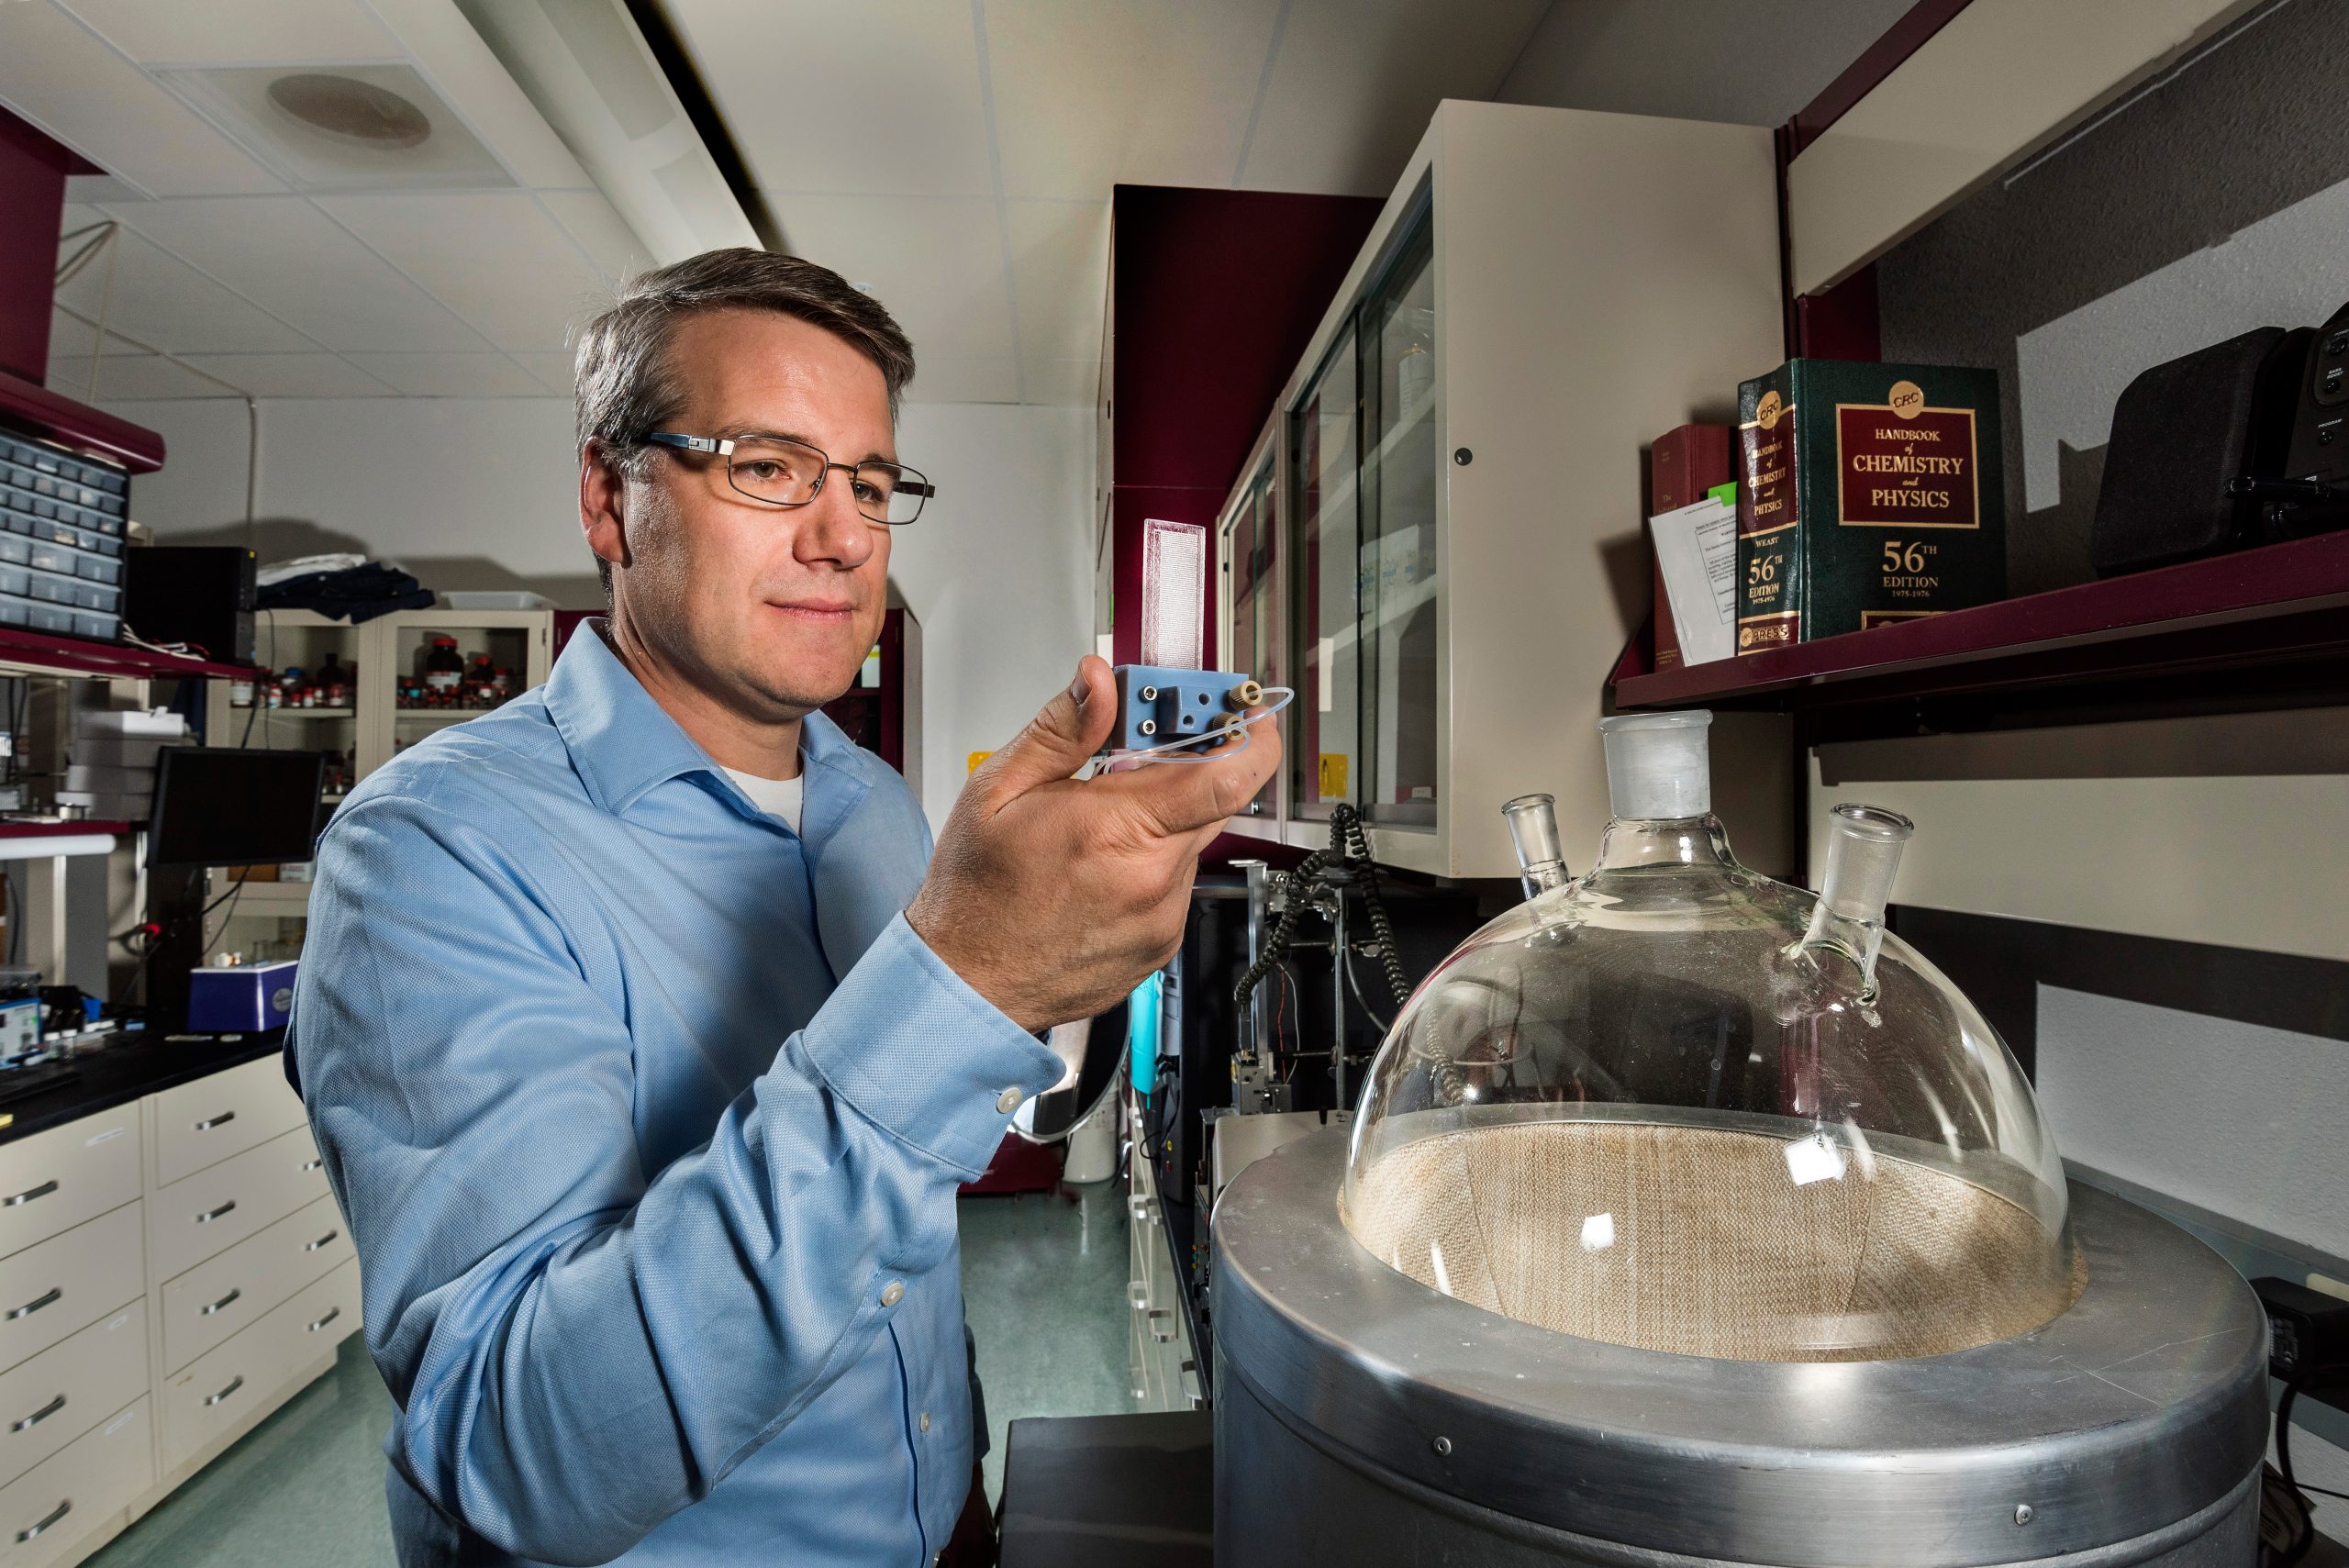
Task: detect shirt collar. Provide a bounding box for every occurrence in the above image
[544,620,863,823]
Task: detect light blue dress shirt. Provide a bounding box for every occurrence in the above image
[289,625,1063,1567]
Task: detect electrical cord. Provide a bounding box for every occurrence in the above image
[1233,802,1414,1029]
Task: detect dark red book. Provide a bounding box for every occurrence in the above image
[1647,425,1735,670]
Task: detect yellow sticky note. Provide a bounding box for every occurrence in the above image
[967,751,994,776]
[1318,753,1349,799]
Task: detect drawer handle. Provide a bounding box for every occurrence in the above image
[10,1395,63,1433]
[195,1200,237,1224]
[3,1179,57,1207]
[305,1229,340,1252]
[306,1307,341,1334]
[199,1288,241,1317]
[203,1375,244,1407]
[16,1497,68,1543]
[195,1110,236,1130]
[6,1288,59,1321]
[300,1159,323,1173]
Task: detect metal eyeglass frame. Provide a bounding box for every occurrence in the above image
[642,431,936,525]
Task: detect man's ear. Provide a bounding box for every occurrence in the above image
[580,442,630,573]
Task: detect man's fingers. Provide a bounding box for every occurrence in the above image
[971,656,1116,803]
[1097,712,1284,837]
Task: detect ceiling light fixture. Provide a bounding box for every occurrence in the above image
[265,73,432,150]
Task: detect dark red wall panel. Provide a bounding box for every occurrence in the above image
[1106,184,1381,672]
[0,108,73,385]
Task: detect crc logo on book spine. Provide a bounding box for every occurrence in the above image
[1738,616,1797,651]
[1887,379,1925,419]
[1755,389,1785,430]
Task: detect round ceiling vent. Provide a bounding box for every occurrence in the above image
[265,73,432,150]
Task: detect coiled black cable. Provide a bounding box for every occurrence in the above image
[1233,803,1414,1018]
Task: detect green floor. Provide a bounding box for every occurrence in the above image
[85,1186,1137,1566]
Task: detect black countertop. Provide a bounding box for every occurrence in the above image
[0,1031,284,1146]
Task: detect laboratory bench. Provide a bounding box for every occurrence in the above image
[0,1036,358,1568]
[0,1031,282,1148]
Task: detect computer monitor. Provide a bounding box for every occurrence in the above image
[147,747,328,868]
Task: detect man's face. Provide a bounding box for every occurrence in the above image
[603,308,896,718]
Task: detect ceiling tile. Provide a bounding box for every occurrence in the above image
[774,195,1014,362]
[903,357,1021,406]
[361,0,594,192]
[538,189,652,287]
[317,192,613,353]
[52,222,317,355]
[1020,357,1101,406]
[1007,199,1108,363]
[46,308,113,364]
[0,2,284,196]
[104,196,491,352]
[46,354,231,401]
[667,0,993,197]
[983,0,1280,199]
[55,0,402,67]
[181,353,395,397]
[1241,0,1550,195]
[343,353,555,397]
[510,351,579,395]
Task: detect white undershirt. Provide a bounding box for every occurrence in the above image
[723,767,804,834]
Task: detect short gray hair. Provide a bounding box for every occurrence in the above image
[573,248,916,482]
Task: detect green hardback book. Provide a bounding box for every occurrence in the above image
[1735,359,2006,652]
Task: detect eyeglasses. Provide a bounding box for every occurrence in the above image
[643,431,935,526]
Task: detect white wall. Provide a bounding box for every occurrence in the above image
[106,395,1096,831]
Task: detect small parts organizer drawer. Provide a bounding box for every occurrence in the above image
[149,1126,329,1285]
[151,1054,308,1188]
[161,1194,351,1374]
[0,1206,144,1377]
[0,1108,139,1263]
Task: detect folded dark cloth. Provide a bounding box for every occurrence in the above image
[259,562,437,624]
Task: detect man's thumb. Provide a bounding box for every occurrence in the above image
[980,656,1115,797]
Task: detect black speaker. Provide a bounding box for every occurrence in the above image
[2090,326,2309,576]
[121,546,256,663]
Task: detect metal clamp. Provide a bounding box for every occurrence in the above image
[10,1395,63,1434]
[6,1288,60,1322]
[199,1288,241,1318]
[203,1375,243,1407]
[304,1229,339,1252]
[16,1498,68,1543]
[194,1110,236,1130]
[195,1200,236,1224]
[306,1307,340,1334]
[3,1180,57,1208]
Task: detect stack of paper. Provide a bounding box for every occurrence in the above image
[60,708,184,820]
[1648,493,1740,667]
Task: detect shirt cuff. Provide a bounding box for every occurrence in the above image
[796,912,1065,1179]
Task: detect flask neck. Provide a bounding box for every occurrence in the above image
[1588,814,1738,875]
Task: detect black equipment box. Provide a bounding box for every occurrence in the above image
[122,545,256,664]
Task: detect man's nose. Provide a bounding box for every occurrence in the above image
[794,470,875,568]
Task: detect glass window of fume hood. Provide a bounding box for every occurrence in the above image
[1290,320,1359,822]
[1358,212,1437,828]
[1222,453,1279,817]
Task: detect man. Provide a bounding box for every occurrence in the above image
[290,248,1278,1567]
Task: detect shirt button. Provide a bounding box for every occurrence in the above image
[919,1411,931,1433]
[996,1087,1023,1114]
[880,1281,905,1307]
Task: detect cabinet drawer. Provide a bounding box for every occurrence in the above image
[0,1108,139,1263]
[150,1127,328,1284]
[151,1054,307,1187]
[160,1194,351,1374]
[0,1302,144,1489]
[0,1396,150,1568]
[0,1206,142,1376]
[161,1260,356,1475]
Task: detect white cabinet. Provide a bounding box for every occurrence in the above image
[0,1057,361,1568]
[1216,101,1784,876]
